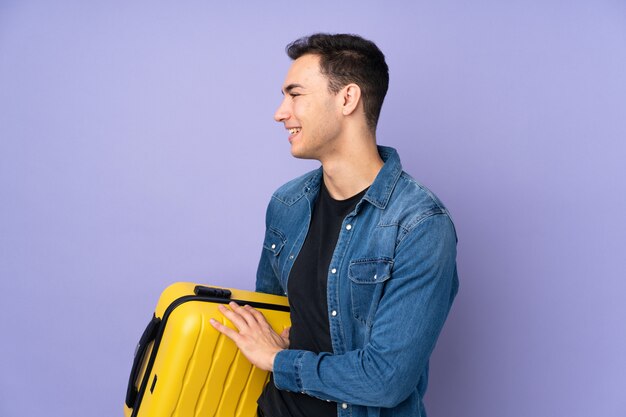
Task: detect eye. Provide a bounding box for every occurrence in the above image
[289,93,300,98]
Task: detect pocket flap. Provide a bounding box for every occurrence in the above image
[263,227,285,256]
[348,258,393,284]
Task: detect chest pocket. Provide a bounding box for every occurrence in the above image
[263,227,285,255]
[348,258,393,324]
[263,227,286,271]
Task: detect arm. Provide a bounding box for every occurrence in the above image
[272,214,459,407]
[255,240,284,295]
[255,202,286,296]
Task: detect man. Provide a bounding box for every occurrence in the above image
[210,33,459,417]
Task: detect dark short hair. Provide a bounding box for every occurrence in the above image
[286,33,389,131]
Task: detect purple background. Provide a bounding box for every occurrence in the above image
[1,1,625,416]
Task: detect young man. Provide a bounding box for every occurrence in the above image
[210,33,459,417]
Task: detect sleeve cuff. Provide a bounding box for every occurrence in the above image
[272,349,306,393]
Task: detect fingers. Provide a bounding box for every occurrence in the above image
[214,302,269,332]
[217,303,250,329]
[209,303,285,371]
[209,317,240,342]
[243,304,272,328]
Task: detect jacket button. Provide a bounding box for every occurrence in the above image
[342,403,348,409]
[271,244,276,249]
[331,268,337,274]
[331,310,337,317]
[345,224,352,230]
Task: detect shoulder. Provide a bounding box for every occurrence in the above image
[270,168,322,207]
[382,171,456,240]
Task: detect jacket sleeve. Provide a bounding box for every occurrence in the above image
[255,200,285,296]
[271,213,459,407]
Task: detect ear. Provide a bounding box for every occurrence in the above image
[340,83,362,116]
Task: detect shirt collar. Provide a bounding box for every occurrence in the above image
[274,145,403,210]
[361,146,403,210]
[308,145,403,211]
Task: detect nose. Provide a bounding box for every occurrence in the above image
[274,96,290,122]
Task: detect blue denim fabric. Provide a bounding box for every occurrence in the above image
[256,146,459,417]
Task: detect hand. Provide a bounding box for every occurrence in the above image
[210,302,290,371]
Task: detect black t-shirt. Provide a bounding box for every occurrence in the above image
[258,180,367,417]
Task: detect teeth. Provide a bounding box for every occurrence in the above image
[288,128,301,135]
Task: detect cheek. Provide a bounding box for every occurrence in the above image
[293,101,311,121]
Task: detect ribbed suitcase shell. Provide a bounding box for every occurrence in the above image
[124,282,290,417]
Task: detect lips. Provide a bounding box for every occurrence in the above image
[286,126,302,142]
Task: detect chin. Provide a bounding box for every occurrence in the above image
[290,145,323,161]
[290,150,311,160]
[289,145,307,159]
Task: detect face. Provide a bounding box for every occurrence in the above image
[274,54,343,161]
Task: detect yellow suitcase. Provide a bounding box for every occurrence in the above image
[124,282,290,417]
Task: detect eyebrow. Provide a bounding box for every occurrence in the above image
[282,83,304,95]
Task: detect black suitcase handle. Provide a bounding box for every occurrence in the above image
[194,285,232,299]
[125,315,161,408]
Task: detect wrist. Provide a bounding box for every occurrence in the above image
[268,348,283,372]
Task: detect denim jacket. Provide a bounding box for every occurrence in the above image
[256,146,459,417]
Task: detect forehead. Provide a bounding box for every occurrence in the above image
[282,54,328,90]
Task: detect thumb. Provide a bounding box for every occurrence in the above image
[281,326,291,339]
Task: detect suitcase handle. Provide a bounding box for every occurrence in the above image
[125,315,161,408]
[194,285,232,299]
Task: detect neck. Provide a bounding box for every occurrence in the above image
[320,130,383,200]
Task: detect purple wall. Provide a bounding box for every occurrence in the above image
[1,1,625,416]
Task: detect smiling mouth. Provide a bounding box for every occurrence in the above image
[288,127,301,135]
